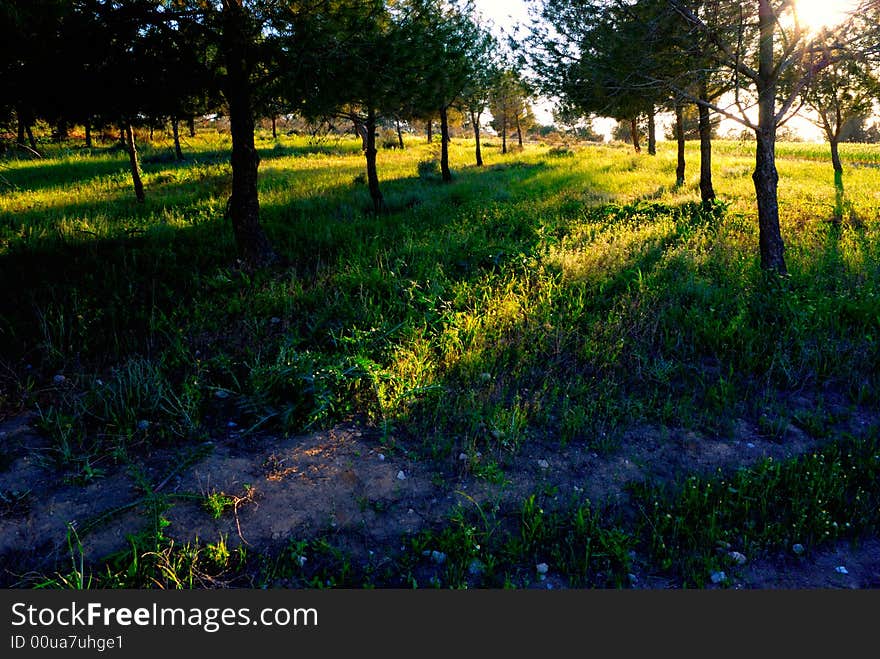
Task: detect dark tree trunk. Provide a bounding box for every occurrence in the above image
[25,124,37,152]
[84,122,92,148]
[698,83,715,204]
[124,123,145,203]
[172,117,184,161]
[439,106,452,182]
[675,101,686,186]
[829,137,843,174]
[426,120,433,144]
[119,127,126,145]
[222,1,279,269]
[396,117,404,149]
[363,109,385,213]
[647,106,657,156]
[516,115,523,148]
[471,110,483,167]
[188,116,196,138]
[630,117,641,153]
[149,125,154,141]
[753,0,786,274]
[501,120,507,154]
[271,116,277,139]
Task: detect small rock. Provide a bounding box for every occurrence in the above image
[792,543,805,556]
[729,551,747,565]
[53,374,66,385]
[537,459,550,469]
[407,508,414,515]
[227,421,237,428]
[396,470,406,480]
[297,555,307,567]
[214,390,229,399]
[835,566,849,575]
[137,420,150,430]
[459,453,468,461]
[710,571,727,584]
[746,442,756,449]
[270,317,281,324]
[536,562,549,575]
[378,453,385,461]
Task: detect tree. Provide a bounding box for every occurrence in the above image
[668,0,870,273]
[292,1,428,212]
[489,69,532,154]
[801,58,880,173]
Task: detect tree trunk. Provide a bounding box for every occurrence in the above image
[471,110,483,167]
[396,117,404,149]
[188,116,196,138]
[172,117,184,161]
[426,120,433,144]
[647,106,656,156]
[124,123,145,203]
[516,115,523,148]
[675,101,685,186]
[149,125,154,141]
[84,121,92,148]
[829,137,843,174]
[363,108,385,213]
[271,116,276,139]
[752,0,786,274]
[222,1,279,269]
[698,83,715,204]
[501,121,507,154]
[630,117,641,153]
[439,106,452,182]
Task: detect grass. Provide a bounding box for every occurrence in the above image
[2,127,880,588]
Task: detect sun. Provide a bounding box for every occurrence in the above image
[794,0,857,33]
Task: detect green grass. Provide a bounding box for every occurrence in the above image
[3,129,880,588]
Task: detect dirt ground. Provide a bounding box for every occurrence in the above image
[1,405,879,589]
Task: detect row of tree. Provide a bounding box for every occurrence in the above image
[0,0,539,267]
[524,0,880,274]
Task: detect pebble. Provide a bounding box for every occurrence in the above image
[746,442,756,449]
[215,390,229,399]
[396,470,406,480]
[537,459,550,469]
[227,421,237,428]
[137,420,150,430]
[53,374,66,385]
[270,317,281,324]
[378,453,385,461]
[710,571,727,584]
[536,562,549,575]
[459,453,468,461]
[792,543,805,556]
[729,551,747,565]
[835,566,849,575]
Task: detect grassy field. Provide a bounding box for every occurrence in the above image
[1,130,879,588]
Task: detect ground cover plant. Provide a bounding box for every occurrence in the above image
[1,128,879,589]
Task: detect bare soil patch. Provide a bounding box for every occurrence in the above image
[1,400,878,589]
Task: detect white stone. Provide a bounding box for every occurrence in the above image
[397,470,406,480]
[537,459,550,469]
[729,551,747,565]
[710,571,727,584]
[792,543,805,555]
[536,562,549,575]
[835,566,849,575]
